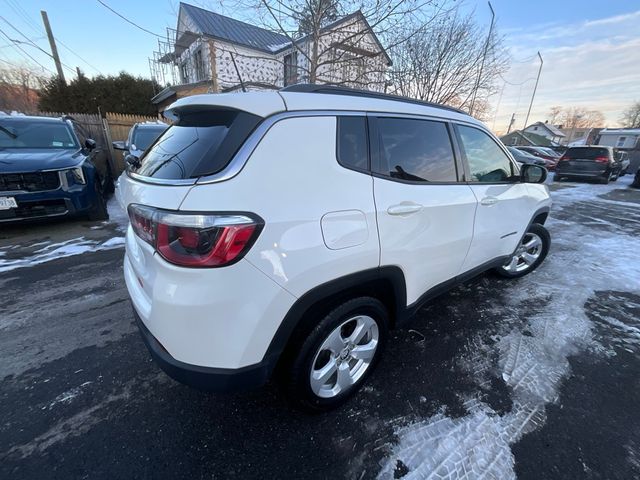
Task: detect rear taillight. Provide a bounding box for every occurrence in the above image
[127,204,263,267]
[559,155,569,162]
[594,156,609,163]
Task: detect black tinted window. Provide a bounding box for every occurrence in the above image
[337,116,368,170]
[132,126,168,151]
[457,125,513,182]
[134,109,260,180]
[376,118,457,182]
[564,147,609,159]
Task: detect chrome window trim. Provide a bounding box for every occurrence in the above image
[125,109,477,187]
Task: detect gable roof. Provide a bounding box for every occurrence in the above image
[525,121,565,137]
[180,2,289,53]
[500,130,557,147]
[179,3,391,64]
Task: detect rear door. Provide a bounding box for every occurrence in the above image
[370,115,477,305]
[454,124,532,272]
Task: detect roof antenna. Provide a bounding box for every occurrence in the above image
[229,52,246,92]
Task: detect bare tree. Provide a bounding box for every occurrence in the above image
[385,10,509,119]
[552,106,605,129]
[208,0,451,90]
[548,106,562,125]
[620,101,640,128]
[0,64,47,113]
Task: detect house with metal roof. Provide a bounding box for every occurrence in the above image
[523,122,565,145]
[150,2,391,111]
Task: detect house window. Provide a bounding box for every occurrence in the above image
[284,52,297,86]
[193,48,205,81]
[180,62,189,84]
[616,136,627,148]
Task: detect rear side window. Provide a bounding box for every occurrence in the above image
[457,125,513,183]
[337,116,368,171]
[134,109,260,180]
[564,147,609,159]
[375,118,457,182]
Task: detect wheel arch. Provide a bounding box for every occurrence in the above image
[265,266,406,376]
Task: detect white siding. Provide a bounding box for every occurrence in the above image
[598,133,640,149]
[172,10,389,93]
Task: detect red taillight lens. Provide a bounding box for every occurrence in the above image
[559,155,569,162]
[594,156,609,163]
[127,204,262,268]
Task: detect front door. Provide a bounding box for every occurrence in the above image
[454,124,532,272]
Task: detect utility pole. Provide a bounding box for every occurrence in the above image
[469,1,495,117]
[40,10,65,85]
[506,113,516,135]
[523,51,543,129]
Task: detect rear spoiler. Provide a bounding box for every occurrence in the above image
[164,92,287,121]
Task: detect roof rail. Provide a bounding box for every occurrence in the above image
[280,84,469,116]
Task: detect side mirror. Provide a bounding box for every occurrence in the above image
[85,138,97,151]
[125,153,140,169]
[112,140,126,150]
[521,163,547,184]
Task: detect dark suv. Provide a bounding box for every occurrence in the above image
[555,146,623,184]
[0,114,113,222]
[113,122,168,167]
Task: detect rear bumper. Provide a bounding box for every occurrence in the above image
[133,307,275,392]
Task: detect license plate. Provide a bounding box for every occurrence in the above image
[0,196,17,210]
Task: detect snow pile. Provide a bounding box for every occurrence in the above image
[379,179,640,479]
[0,235,125,273]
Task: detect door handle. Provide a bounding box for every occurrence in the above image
[387,202,423,216]
[480,196,499,206]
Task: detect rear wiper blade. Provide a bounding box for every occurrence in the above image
[0,124,17,139]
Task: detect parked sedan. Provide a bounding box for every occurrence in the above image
[0,114,111,222]
[515,146,560,170]
[555,146,623,184]
[507,146,546,166]
[113,122,168,167]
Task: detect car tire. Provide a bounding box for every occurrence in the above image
[283,297,389,412]
[87,178,109,221]
[495,223,550,279]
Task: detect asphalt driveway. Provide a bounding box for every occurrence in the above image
[1,175,639,479]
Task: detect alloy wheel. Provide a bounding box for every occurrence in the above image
[309,315,379,398]
[502,232,543,274]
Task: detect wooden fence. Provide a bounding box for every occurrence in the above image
[31,111,166,174]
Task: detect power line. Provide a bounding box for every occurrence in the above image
[0,28,53,73]
[95,0,164,38]
[1,3,101,75]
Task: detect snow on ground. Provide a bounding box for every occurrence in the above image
[378,176,640,480]
[0,197,127,273]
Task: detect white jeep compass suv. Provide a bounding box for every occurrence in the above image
[119,85,551,411]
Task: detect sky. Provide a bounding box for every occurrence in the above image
[1,0,638,132]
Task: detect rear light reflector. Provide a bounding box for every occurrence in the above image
[127,204,263,267]
[594,156,609,163]
[559,155,569,162]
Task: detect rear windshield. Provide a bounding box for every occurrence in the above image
[132,125,168,151]
[564,147,609,159]
[133,109,261,180]
[0,119,78,149]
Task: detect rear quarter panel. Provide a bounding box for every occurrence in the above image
[179,115,381,298]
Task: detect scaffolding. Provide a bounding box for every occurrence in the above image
[148,27,202,89]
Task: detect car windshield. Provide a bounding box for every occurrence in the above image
[0,119,78,149]
[132,126,168,151]
[565,147,609,159]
